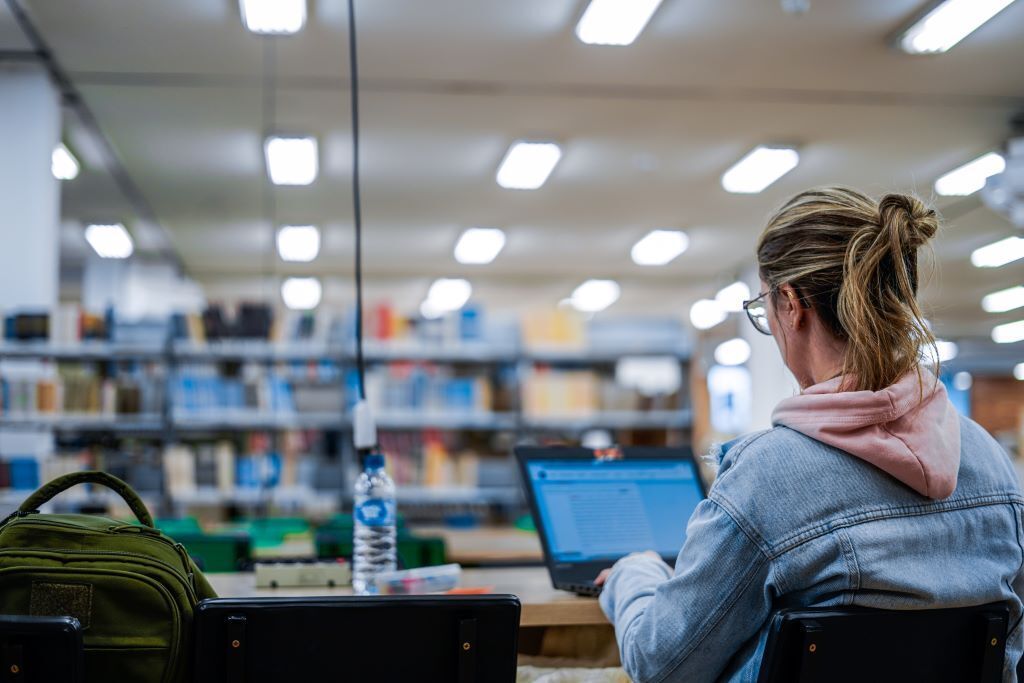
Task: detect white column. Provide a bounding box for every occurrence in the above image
[0,65,61,314]
[0,66,62,504]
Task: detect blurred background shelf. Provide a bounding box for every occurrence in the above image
[0,341,166,360]
[374,411,518,431]
[0,413,165,433]
[522,409,692,431]
[171,411,344,432]
[1,313,694,523]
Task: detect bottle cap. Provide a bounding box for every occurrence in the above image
[365,453,385,471]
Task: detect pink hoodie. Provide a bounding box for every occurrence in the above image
[772,371,961,499]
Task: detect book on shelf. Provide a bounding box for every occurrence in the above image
[0,361,164,419]
[353,364,494,415]
[171,365,295,415]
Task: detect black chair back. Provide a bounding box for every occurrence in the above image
[757,602,1009,683]
[0,615,83,682]
[194,594,520,683]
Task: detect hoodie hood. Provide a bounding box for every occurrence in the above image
[772,371,961,499]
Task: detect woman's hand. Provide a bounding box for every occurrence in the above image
[595,550,662,586]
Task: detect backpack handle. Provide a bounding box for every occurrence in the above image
[19,471,155,527]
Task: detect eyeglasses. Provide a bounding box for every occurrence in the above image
[742,291,772,336]
[743,287,812,335]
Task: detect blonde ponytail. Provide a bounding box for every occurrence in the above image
[756,187,939,393]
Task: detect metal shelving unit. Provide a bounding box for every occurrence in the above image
[0,336,693,513]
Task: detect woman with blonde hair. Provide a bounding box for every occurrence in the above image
[596,188,1024,681]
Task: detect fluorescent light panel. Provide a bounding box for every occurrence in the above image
[240,0,306,34]
[982,285,1024,313]
[992,320,1024,344]
[898,0,1018,54]
[52,144,79,181]
[570,279,620,313]
[427,279,472,312]
[689,299,727,331]
[264,136,318,186]
[722,146,800,194]
[936,340,959,362]
[934,152,1005,196]
[276,225,320,262]
[454,228,506,265]
[716,281,752,313]
[496,142,562,190]
[714,338,751,366]
[85,223,133,259]
[631,230,689,266]
[575,0,664,46]
[971,236,1024,268]
[281,277,321,310]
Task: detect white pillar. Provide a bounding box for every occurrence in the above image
[0,66,62,501]
[0,65,61,314]
[742,267,800,430]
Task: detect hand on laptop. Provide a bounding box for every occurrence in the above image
[594,550,662,586]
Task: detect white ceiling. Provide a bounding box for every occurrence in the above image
[2,0,1023,344]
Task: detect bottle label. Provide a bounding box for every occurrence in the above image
[355,498,396,527]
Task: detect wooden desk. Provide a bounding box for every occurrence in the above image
[410,525,545,566]
[207,566,606,628]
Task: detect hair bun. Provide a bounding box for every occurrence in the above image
[878,193,938,248]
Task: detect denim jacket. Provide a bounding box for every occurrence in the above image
[599,415,1024,682]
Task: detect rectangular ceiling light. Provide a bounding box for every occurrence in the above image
[631,230,690,266]
[722,146,800,194]
[264,136,318,185]
[240,0,306,34]
[716,281,753,313]
[971,236,1024,268]
[85,223,134,259]
[454,228,506,265]
[982,285,1024,313]
[992,319,1024,344]
[934,152,1006,196]
[427,278,473,312]
[570,279,621,313]
[281,277,322,310]
[496,142,562,190]
[51,143,79,181]
[898,0,1018,54]
[277,225,320,262]
[575,0,664,46]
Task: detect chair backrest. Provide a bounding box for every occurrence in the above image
[0,615,83,682]
[757,602,1009,683]
[193,594,520,683]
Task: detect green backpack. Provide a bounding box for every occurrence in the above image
[0,471,217,682]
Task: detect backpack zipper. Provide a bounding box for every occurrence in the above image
[0,518,198,597]
[0,547,198,603]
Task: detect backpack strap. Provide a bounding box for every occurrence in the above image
[18,471,154,527]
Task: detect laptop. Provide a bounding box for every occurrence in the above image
[516,446,706,596]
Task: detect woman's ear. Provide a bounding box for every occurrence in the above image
[776,283,807,331]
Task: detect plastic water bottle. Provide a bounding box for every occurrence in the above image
[352,453,397,594]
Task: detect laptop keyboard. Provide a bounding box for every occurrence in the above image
[564,583,602,597]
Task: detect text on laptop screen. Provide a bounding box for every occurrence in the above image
[527,459,703,563]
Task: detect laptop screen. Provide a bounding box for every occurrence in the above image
[526,458,704,564]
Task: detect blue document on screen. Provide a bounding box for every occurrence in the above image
[526,459,704,563]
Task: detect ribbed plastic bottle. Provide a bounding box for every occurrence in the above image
[352,453,397,594]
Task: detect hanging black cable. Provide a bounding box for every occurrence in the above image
[261,37,277,300]
[347,0,367,402]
